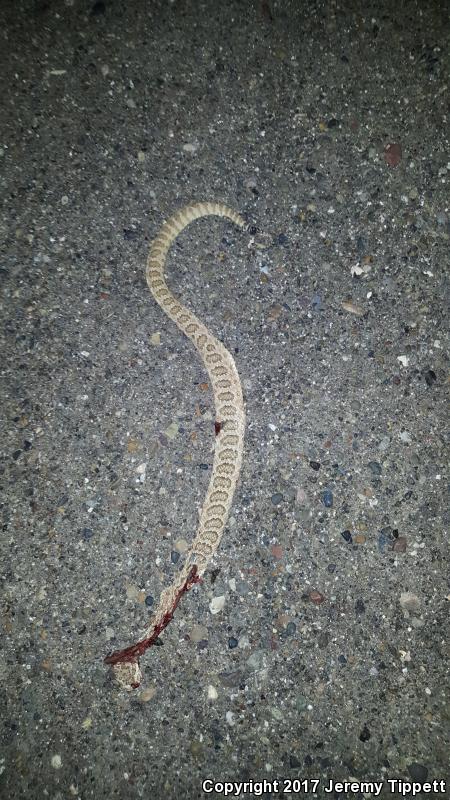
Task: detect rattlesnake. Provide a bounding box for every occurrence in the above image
[105,202,248,690]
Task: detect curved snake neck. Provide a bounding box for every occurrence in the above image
[106,202,247,689]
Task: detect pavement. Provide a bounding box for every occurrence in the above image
[0,0,448,798]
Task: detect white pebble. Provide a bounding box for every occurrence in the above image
[209,595,225,615]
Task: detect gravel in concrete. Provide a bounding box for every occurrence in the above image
[1,1,448,798]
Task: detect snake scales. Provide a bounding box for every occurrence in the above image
[105,202,248,689]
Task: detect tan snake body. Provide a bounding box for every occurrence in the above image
[105,202,247,689]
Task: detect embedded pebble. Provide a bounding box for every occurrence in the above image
[309,590,325,604]
[190,624,208,643]
[136,463,147,478]
[424,369,437,387]
[355,598,365,615]
[384,142,402,166]
[91,1,105,15]
[367,461,382,476]
[322,489,333,507]
[190,740,203,757]
[139,687,157,702]
[296,695,308,711]
[296,487,307,505]
[209,595,226,615]
[271,544,283,559]
[271,492,283,505]
[285,622,296,636]
[359,725,371,742]
[342,301,363,316]
[378,530,391,552]
[219,670,243,687]
[392,536,407,553]
[164,422,179,440]
[407,763,428,781]
[247,650,266,671]
[270,706,283,721]
[400,592,421,616]
[51,755,62,769]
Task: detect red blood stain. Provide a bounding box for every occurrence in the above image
[104,565,201,666]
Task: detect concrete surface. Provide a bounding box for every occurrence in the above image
[0,0,448,798]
